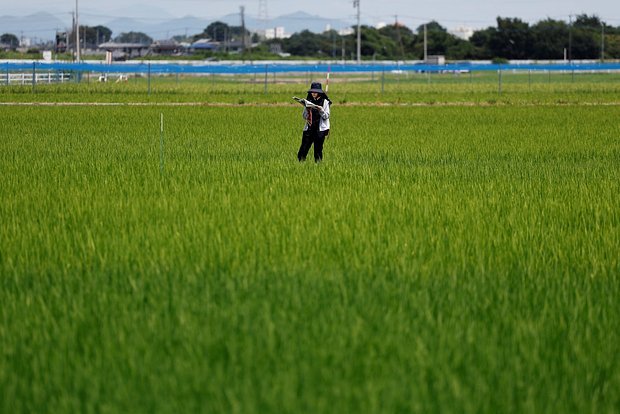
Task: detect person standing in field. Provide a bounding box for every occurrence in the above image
[297,82,331,162]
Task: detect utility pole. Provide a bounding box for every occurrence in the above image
[601,23,605,62]
[424,24,428,62]
[568,14,572,63]
[353,0,361,63]
[395,15,404,60]
[75,0,80,61]
[240,6,246,53]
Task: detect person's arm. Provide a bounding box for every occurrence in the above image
[302,107,309,120]
[320,101,330,120]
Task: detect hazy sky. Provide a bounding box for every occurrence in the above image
[5,0,620,29]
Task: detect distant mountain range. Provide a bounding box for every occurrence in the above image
[0,10,354,43]
[0,12,67,43]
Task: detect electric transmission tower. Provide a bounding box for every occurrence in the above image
[258,0,268,36]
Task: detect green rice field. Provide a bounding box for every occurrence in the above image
[1,74,619,412]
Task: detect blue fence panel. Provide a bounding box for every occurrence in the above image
[3,61,620,75]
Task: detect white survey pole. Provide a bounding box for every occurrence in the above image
[160,113,165,175]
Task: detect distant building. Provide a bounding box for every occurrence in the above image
[450,26,475,40]
[265,27,286,40]
[426,55,445,65]
[150,40,183,55]
[189,38,245,54]
[190,39,219,52]
[97,42,149,60]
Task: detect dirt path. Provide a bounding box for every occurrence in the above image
[1,101,620,107]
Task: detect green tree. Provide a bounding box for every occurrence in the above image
[358,25,398,59]
[186,14,620,60]
[604,32,620,58]
[601,23,620,58]
[469,28,493,59]
[570,14,603,59]
[279,26,407,60]
[195,21,248,43]
[469,17,532,59]
[1,33,19,49]
[415,21,451,56]
[446,39,478,60]
[114,32,153,45]
[72,25,112,47]
[378,24,414,59]
[573,14,603,29]
[408,21,470,60]
[323,29,343,58]
[279,30,325,57]
[91,26,112,45]
[489,17,531,59]
[530,19,569,59]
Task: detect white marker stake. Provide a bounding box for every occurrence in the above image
[160,113,164,175]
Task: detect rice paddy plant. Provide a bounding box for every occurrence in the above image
[1,102,619,413]
[2,71,620,104]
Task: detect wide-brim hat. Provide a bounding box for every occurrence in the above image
[308,82,325,94]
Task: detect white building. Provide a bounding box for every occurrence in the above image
[450,26,475,40]
[265,27,286,40]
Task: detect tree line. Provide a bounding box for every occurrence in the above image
[2,14,618,60]
[270,15,619,61]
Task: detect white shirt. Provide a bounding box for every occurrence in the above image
[302,100,330,132]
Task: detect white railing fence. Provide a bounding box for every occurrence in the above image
[0,72,72,85]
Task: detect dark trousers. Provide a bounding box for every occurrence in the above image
[297,129,328,162]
